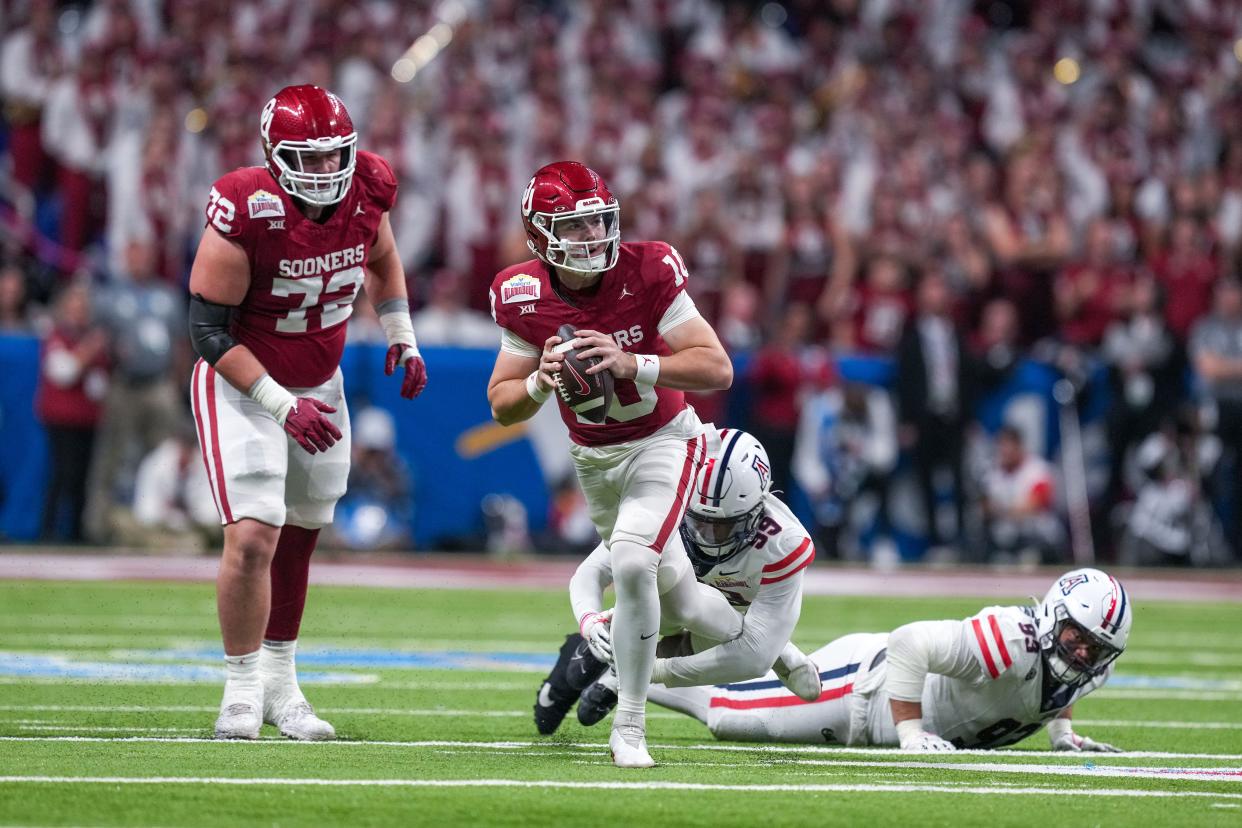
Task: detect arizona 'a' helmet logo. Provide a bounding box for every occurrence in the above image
[1058,573,1089,596]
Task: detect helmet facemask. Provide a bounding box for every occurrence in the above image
[1040,606,1124,688]
[681,501,764,568]
[528,201,620,274]
[268,134,358,206]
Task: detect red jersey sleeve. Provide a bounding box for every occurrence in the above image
[204,171,251,241]
[639,241,691,327]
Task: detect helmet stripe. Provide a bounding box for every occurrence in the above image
[1112,581,1128,634]
[698,458,717,505]
[713,430,743,502]
[1103,576,1120,628]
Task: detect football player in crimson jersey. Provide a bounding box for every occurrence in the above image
[186,85,427,741]
[487,161,733,767]
[533,429,822,738]
[646,569,1128,754]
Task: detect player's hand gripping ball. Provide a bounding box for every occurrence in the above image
[553,323,614,423]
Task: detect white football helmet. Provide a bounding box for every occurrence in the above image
[1036,568,1131,688]
[680,429,772,569]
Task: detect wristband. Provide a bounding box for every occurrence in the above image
[895,718,925,743]
[1045,717,1073,743]
[579,611,599,636]
[634,353,660,386]
[526,371,551,404]
[248,374,296,425]
[378,299,419,362]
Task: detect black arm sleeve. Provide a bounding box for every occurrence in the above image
[188,293,240,365]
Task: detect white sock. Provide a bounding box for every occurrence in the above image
[223,649,261,699]
[260,639,298,691]
[609,539,660,728]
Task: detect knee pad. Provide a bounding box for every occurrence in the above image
[610,540,659,589]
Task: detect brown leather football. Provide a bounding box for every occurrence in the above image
[553,323,614,424]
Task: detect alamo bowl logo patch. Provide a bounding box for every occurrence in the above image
[501,273,540,304]
[247,189,285,219]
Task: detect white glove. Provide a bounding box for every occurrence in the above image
[580,609,614,664]
[1047,717,1121,752]
[896,718,956,751]
[1051,732,1122,752]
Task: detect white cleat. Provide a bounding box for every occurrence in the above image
[776,659,822,702]
[264,692,336,741]
[214,700,262,740]
[609,724,655,768]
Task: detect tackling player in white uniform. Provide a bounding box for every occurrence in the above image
[535,430,822,734]
[648,568,1130,753]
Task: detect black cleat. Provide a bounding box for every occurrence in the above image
[534,633,607,735]
[577,679,618,727]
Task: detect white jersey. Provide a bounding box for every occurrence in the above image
[569,493,815,688]
[912,605,1110,748]
[667,604,1110,748]
[694,496,815,610]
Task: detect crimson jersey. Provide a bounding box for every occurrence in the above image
[204,151,398,387]
[490,241,694,447]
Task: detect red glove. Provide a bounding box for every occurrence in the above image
[385,344,428,399]
[283,397,342,454]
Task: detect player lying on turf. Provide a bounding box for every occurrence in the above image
[535,429,822,735]
[645,568,1130,752]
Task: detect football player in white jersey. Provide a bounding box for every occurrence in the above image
[535,429,822,735]
[647,568,1130,753]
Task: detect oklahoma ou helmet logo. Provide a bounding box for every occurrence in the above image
[260,97,277,143]
[520,176,537,217]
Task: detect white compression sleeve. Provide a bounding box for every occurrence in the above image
[885,619,983,702]
[568,541,614,627]
[609,539,661,722]
[653,576,804,687]
[659,573,743,644]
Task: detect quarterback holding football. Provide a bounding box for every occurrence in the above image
[534,429,822,735]
[487,161,733,767]
[648,568,1130,753]
[187,85,426,741]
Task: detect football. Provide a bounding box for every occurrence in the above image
[553,323,614,424]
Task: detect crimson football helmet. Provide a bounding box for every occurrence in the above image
[260,85,357,206]
[521,161,620,274]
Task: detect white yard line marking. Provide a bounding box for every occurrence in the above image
[0,736,1238,761]
[0,706,1233,730]
[0,705,676,720]
[1075,719,1242,730]
[14,725,200,733]
[431,751,1242,782]
[0,777,1238,798]
[743,759,1242,783]
[1092,690,1242,702]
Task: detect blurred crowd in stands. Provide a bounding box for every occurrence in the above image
[3,0,1242,566]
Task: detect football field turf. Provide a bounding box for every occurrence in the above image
[1,578,1240,826]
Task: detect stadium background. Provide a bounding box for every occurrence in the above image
[3,0,1242,568]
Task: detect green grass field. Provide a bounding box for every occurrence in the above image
[1,579,1240,826]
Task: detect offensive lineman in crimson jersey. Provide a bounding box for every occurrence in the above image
[648,569,1129,754]
[187,85,427,741]
[487,161,733,767]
